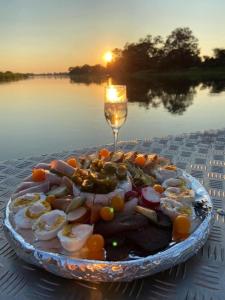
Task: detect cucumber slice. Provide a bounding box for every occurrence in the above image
[47,185,68,198]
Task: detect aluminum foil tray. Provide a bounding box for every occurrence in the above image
[3,171,214,282]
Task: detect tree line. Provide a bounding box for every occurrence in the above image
[69,27,225,76]
[0,71,29,82]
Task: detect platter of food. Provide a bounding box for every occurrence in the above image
[3,149,214,282]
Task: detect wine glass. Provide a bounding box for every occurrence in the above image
[104,84,127,151]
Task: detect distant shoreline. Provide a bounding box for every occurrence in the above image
[0,71,29,82]
[2,67,225,84]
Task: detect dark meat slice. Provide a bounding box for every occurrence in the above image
[156,211,172,228]
[126,225,172,254]
[94,213,148,238]
[105,236,132,261]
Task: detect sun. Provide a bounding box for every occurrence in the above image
[103,51,113,63]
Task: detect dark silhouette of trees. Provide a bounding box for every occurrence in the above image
[214,48,225,60]
[160,27,201,69]
[108,27,202,74]
[69,64,106,77]
[0,71,29,82]
[109,35,164,73]
[203,48,225,67]
[68,27,225,79]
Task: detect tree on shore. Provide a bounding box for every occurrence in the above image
[160,27,201,69]
[68,27,225,77]
[108,27,201,74]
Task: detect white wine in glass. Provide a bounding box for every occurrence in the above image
[104,85,127,151]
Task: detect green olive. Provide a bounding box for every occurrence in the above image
[81,179,94,192]
[103,162,117,174]
[117,164,127,180]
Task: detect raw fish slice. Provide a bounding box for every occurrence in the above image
[51,160,76,177]
[62,176,74,194]
[45,172,62,185]
[15,181,42,192]
[34,163,51,170]
[12,181,50,199]
[124,197,139,213]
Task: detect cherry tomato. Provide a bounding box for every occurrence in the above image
[134,155,146,166]
[66,157,77,168]
[86,234,105,251]
[173,214,191,240]
[32,169,46,182]
[111,195,124,212]
[100,206,114,221]
[99,148,110,159]
[153,184,164,194]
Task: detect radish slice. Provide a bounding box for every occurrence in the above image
[141,186,161,209]
[67,207,89,223]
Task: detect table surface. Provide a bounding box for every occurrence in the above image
[0,129,225,300]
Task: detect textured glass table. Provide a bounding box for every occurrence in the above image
[0,129,224,300]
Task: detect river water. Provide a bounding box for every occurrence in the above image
[0,76,225,160]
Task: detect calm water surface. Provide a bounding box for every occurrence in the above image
[0,77,225,160]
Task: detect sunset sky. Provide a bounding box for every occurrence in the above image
[1,0,225,73]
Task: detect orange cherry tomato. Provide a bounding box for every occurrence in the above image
[134,154,146,166]
[153,184,164,194]
[111,195,124,212]
[66,157,77,168]
[99,148,110,159]
[100,206,114,221]
[173,214,191,240]
[86,234,105,251]
[86,248,105,260]
[32,169,46,182]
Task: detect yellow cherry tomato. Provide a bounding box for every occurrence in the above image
[86,234,105,251]
[173,214,191,240]
[153,184,164,194]
[134,154,146,166]
[66,157,77,168]
[100,206,114,221]
[32,169,46,182]
[99,148,110,159]
[111,195,124,212]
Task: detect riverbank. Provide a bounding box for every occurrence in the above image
[0,71,30,82]
[131,67,225,81]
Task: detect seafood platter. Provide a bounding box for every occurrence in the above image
[4,149,213,281]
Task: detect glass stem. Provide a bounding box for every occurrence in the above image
[113,128,119,152]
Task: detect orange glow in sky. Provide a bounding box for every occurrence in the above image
[103,51,113,63]
[1,0,225,73]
